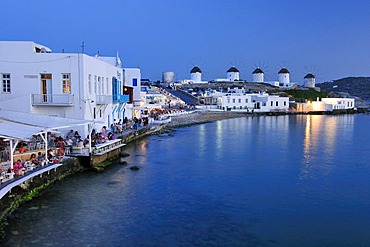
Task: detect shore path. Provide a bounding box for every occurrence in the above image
[166,111,247,128]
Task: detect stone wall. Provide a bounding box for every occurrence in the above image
[0,158,84,237]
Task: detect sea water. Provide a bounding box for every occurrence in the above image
[3,114,370,246]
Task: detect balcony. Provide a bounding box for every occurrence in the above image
[113,94,129,104]
[96,95,112,105]
[31,94,74,106]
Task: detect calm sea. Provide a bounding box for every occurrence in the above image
[3,114,370,246]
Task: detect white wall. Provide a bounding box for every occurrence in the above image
[217,93,289,112]
[123,68,141,102]
[190,72,201,82]
[252,73,264,83]
[278,73,290,86]
[227,72,239,81]
[0,41,123,137]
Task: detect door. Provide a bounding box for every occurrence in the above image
[41,74,52,102]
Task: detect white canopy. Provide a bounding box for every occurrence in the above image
[0,119,43,140]
[0,109,92,140]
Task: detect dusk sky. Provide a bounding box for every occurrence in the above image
[2,0,370,83]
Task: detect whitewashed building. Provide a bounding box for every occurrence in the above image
[294,98,355,112]
[0,41,132,137]
[215,88,289,112]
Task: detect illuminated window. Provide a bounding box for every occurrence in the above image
[62,73,71,93]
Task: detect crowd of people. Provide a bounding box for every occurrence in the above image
[1,115,166,180]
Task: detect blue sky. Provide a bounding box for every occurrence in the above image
[2,0,370,83]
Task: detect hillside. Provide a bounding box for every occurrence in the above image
[318,77,370,100]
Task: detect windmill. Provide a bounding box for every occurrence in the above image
[187,59,209,82]
[251,62,270,83]
[303,65,323,87]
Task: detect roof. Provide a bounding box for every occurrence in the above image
[190,66,202,73]
[304,73,315,79]
[278,68,290,74]
[0,110,92,140]
[227,66,239,73]
[252,68,264,74]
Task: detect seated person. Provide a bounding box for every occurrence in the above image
[83,136,90,148]
[107,132,115,140]
[47,149,55,161]
[66,129,74,139]
[101,126,108,138]
[29,153,39,165]
[56,137,65,156]
[37,152,44,163]
[64,137,73,146]
[19,145,25,153]
[77,139,84,148]
[13,159,24,176]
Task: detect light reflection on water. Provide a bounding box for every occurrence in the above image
[3,114,370,246]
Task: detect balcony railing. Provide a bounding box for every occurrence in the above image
[96,95,112,105]
[113,94,129,104]
[31,94,74,106]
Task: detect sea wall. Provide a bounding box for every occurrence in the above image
[0,158,84,238]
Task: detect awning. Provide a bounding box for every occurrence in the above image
[0,119,43,140]
[0,109,92,140]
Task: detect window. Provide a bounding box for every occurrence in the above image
[271,101,273,106]
[232,99,235,103]
[98,77,101,94]
[106,78,109,94]
[88,74,92,94]
[238,99,241,103]
[62,74,71,93]
[102,77,105,94]
[133,78,138,86]
[245,99,248,103]
[284,101,287,106]
[94,76,97,94]
[227,98,230,103]
[276,101,279,106]
[2,74,11,93]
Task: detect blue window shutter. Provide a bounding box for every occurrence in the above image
[133,78,137,86]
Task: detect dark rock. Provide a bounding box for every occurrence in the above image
[119,151,130,158]
[129,166,140,171]
[119,159,128,165]
[93,167,104,173]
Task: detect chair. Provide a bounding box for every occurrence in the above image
[29,142,36,151]
[36,142,45,150]
[24,161,32,171]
